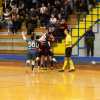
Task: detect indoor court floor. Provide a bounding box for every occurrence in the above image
[0,61,100,100]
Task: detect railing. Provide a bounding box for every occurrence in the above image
[71,3,100,56]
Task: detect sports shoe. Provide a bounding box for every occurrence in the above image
[68,69,75,72]
[59,69,64,72]
[52,58,57,62]
[91,61,96,64]
[26,60,30,66]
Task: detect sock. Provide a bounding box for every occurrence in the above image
[44,61,47,68]
[31,60,35,66]
[62,60,67,70]
[69,59,75,70]
[26,60,30,64]
[37,60,40,66]
[31,60,35,70]
[51,60,53,66]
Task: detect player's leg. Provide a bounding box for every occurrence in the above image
[44,55,48,69]
[31,50,37,71]
[49,50,57,66]
[68,57,75,72]
[39,48,45,68]
[31,59,35,71]
[26,51,31,66]
[49,55,54,69]
[59,57,68,72]
[40,55,45,68]
[59,47,75,72]
[35,51,41,69]
[36,50,42,68]
[36,56,40,69]
[59,48,68,72]
[43,49,49,69]
[67,47,75,72]
[49,49,57,69]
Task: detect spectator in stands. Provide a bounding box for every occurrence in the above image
[63,0,69,20]
[11,11,19,34]
[1,0,96,35]
[66,0,73,14]
[47,3,51,15]
[49,14,57,26]
[51,6,59,17]
[39,3,48,26]
[75,0,81,12]
[18,0,25,12]
[80,0,89,14]
[89,0,96,7]
[3,8,11,21]
[32,0,38,9]
[26,8,38,35]
[85,27,95,57]
[10,1,18,12]
[60,7,66,19]
[54,0,61,13]
[3,8,12,33]
[53,14,64,42]
[4,0,10,9]
[69,0,75,11]
[24,0,32,9]
[57,18,67,39]
[18,2,25,29]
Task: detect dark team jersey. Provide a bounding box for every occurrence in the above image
[38,33,49,48]
[26,38,39,50]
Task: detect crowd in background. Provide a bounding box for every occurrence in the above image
[0,0,96,35]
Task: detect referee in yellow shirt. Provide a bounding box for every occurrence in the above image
[59,29,75,72]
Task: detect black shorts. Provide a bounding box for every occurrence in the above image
[39,44,50,56]
[65,47,72,57]
[27,49,38,60]
[38,48,50,56]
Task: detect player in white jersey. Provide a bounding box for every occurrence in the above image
[38,27,56,69]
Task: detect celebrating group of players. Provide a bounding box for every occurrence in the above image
[22,25,75,72]
[22,26,56,71]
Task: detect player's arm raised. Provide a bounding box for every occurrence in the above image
[21,32,27,41]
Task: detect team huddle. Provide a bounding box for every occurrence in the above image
[22,27,57,70]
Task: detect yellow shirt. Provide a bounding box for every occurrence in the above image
[64,30,72,48]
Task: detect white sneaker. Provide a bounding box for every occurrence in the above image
[26,60,30,65]
[91,61,96,64]
[52,58,57,62]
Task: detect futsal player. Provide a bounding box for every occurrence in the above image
[38,26,56,69]
[21,32,39,70]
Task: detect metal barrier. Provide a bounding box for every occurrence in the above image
[71,4,100,56]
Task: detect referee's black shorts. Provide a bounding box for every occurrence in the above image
[65,47,72,57]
